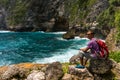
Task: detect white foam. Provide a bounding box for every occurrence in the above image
[52,32,66,34]
[38,31,45,33]
[0,60,12,66]
[34,49,79,64]
[74,36,80,39]
[45,32,66,34]
[56,37,67,41]
[56,36,88,41]
[0,52,2,55]
[0,30,11,33]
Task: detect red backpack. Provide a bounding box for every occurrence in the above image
[96,39,109,58]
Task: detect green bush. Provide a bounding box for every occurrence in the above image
[62,63,70,73]
[109,0,120,6]
[64,0,97,24]
[97,5,115,28]
[109,51,120,62]
[115,10,120,41]
[0,0,9,6]
[9,0,29,25]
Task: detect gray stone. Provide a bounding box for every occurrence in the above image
[1,65,28,80]
[27,70,45,80]
[62,73,72,80]
[45,62,64,80]
[89,59,111,74]
[69,54,81,64]
[2,65,20,80]
[68,65,94,80]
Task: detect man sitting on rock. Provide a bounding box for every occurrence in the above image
[76,30,108,68]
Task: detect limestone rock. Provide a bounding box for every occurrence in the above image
[105,28,120,51]
[110,59,120,79]
[1,65,20,80]
[45,62,64,80]
[1,65,27,80]
[69,54,81,64]
[62,73,72,80]
[62,29,75,40]
[27,70,45,80]
[0,63,46,80]
[68,65,94,80]
[89,59,111,74]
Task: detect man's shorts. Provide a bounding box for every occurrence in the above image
[79,51,97,59]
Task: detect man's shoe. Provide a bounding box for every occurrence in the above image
[75,64,85,69]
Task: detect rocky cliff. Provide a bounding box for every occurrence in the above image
[0,0,69,32]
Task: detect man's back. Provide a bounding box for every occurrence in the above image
[87,38,100,55]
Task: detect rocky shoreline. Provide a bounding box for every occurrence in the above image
[0,55,120,80]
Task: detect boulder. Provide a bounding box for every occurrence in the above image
[1,65,27,80]
[110,59,120,79]
[27,70,45,80]
[0,63,46,80]
[62,29,75,40]
[45,62,64,80]
[62,73,72,80]
[89,59,111,74]
[1,65,20,80]
[69,54,81,64]
[62,33,74,40]
[68,65,94,80]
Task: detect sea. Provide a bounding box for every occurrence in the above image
[0,31,89,66]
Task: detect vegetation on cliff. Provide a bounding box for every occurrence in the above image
[110,51,120,62]
[0,0,30,26]
[64,0,96,25]
[98,0,120,42]
[65,0,120,51]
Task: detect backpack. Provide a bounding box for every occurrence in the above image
[96,39,109,58]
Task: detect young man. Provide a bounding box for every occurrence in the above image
[79,30,100,66]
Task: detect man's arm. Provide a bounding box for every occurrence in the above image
[80,47,89,52]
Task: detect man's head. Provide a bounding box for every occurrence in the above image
[86,30,95,40]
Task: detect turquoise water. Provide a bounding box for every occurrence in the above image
[0,31,89,66]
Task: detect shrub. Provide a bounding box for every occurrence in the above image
[109,51,120,62]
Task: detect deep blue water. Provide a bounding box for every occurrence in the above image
[0,31,89,66]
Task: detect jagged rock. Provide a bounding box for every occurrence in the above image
[53,16,69,31]
[106,28,120,51]
[69,54,81,64]
[1,65,20,80]
[27,70,45,80]
[0,9,7,29]
[45,62,64,80]
[1,0,69,32]
[62,33,75,40]
[86,0,109,22]
[110,59,120,79]
[0,63,46,80]
[68,65,94,80]
[11,78,18,80]
[62,73,72,80]
[62,29,75,40]
[1,65,28,80]
[89,59,111,74]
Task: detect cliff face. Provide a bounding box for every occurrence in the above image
[0,0,69,32]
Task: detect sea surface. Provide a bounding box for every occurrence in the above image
[0,31,89,66]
